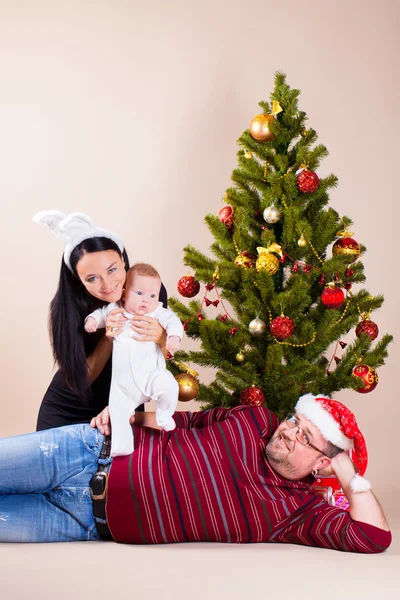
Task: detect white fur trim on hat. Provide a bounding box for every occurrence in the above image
[34,210,124,272]
[295,394,354,451]
[349,474,371,493]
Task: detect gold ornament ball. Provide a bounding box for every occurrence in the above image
[249,114,275,142]
[244,150,253,159]
[175,373,199,402]
[236,351,245,362]
[234,252,256,269]
[297,234,307,247]
[248,318,266,336]
[256,253,280,275]
[263,206,281,224]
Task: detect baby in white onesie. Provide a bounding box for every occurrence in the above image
[85,263,183,457]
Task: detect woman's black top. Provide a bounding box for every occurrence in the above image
[36,284,168,431]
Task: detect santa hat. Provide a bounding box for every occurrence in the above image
[33,210,124,273]
[295,394,371,493]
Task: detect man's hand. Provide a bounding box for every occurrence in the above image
[329,450,389,531]
[330,450,357,481]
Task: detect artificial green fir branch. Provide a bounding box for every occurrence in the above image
[169,73,392,413]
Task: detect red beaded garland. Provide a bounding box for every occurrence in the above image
[355,319,379,341]
[177,275,200,298]
[297,169,320,193]
[270,315,295,339]
[321,285,345,309]
[240,385,266,407]
[352,364,378,393]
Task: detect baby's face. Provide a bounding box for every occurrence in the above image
[123,274,161,315]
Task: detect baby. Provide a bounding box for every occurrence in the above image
[85,263,183,457]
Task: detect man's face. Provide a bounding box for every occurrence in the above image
[265,413,328,480]
[123,274,161,316]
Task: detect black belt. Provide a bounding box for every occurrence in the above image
[90,435,113,540]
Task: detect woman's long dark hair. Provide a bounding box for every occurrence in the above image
[49,237,129,399]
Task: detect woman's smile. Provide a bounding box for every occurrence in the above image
[102,283,120,295]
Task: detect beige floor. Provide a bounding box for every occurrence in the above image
[0,506,398,600]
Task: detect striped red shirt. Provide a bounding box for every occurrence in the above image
[106,406,391,552]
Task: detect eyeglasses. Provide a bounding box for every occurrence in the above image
[284,414,329,457]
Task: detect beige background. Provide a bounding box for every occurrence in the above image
[0,1,399,598]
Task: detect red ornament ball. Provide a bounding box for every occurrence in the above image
[332,237,360,263]
[297,169,320,193]
[355,319,379,341]
[240,385,266,407]
[177,275,200,298]
[352,364,378,394]
[270,315,295,339]
[321,285,345,309]
[218,205,234,229]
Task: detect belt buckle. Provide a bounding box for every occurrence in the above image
[90,471,109,501]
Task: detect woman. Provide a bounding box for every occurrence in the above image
[34,210,168,432]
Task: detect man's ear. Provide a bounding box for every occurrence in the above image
[314,456,333,477]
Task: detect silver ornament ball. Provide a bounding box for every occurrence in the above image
[248,318,266,336]
[263,206,281,224]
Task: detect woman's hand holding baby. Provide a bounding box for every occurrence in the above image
[105,308,128,338]
[130,315,166,344]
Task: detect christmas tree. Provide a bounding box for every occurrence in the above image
[168,72,392,420]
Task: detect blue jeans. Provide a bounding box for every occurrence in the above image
[0,424,111,542]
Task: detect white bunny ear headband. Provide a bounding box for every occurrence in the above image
[33,210,124,272]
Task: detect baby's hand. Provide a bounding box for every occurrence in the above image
[166,335,180,354]
[85,317,98,333]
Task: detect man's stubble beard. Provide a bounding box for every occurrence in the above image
[265,438,299,479]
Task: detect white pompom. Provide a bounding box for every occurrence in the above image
[349,474,371,493]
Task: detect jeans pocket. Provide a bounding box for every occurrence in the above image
[80,425,103,458]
